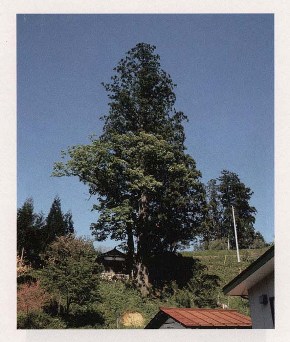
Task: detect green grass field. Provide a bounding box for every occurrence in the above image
[182,247,269,315]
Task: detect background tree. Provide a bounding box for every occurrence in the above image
[201,179,223,248]
[17,197,75,266]
[217,170,257,249]
[43,196,75,247]
[202,170,263,249]
[41,235,102,316]
[53,43,206,296]
[251,231,267,249]
[17,198,45,266]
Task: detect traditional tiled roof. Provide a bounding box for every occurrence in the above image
[146,307,252,328]
[99,247,126,258]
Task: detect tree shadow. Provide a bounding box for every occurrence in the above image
[43,300,105,328]
[64,309,105,328]
[147,252,220,298]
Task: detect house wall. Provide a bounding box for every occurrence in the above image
[159,317,185,329]
[248,271,274,329]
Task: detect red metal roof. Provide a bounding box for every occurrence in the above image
[160,307,252,328]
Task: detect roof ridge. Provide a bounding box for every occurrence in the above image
[160,307,237,312]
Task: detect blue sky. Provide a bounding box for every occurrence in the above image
[17,14,274,248]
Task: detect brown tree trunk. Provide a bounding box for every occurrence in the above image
[134,192,151,296]
[126,223,135,277]
[58,296,61,315]
[135,260,150,297]
[66,295,71,316]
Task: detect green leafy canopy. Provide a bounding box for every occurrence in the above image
[41,235,101,315]
[53,43,206,257]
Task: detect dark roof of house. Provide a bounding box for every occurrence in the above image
[223,245,274,296]
[145,307,252,329]
[98,247,126,258]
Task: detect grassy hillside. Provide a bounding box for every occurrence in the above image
[18,247,269,328]
[98,247,269,328]
[182,247,269,315]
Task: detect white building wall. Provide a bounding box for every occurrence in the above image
[248,272,274,329]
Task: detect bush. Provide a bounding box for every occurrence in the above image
[98,280,146,328]
[17,281,50,314]
[208,239,228,250]
[17,311,66,329]
[64,303,104,328]
[41,235,102,316]
[250,238,267,249]
[174,289,192,308]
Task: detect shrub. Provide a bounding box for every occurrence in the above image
[250,238,267,249]
[17,281,50,314]
[208,239,228,250]
[174,289,192,308]
[41,235,102,316]
[64,303,104,328]
[17,311,66,329]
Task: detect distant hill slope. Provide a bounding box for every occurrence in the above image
[182,247,270,315]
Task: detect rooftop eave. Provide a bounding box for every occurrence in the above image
[223,246,274,296]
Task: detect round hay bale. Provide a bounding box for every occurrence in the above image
[121,311,145,327]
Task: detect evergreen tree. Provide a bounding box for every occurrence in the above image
[101,43,187,148]
[53,43,205,295]
[43,196,75,246]
[63,211,75,235]
[216,170,257,249]
[17,198,45,266]
[201,171,266,249]
[17,197,75,266]
[201,179,223,247]
[251,231,267,248]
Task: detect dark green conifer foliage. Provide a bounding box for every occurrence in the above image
[44,196,75,246]
[17,198,45,266]
[218,170,257,249]
[202,170,262,249]
[101,43,187,148]
[17,197,75,265]
[53,43,206,296]
[202,179,223,247]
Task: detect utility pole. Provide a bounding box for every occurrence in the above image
[231,206,240,263]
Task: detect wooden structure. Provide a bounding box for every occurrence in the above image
[145,307,252,329]
[223,246,274,328]
[98,247,129,280]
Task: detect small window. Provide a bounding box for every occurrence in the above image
[269,297,275,327]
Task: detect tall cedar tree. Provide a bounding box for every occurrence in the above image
[53,43,206,295]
